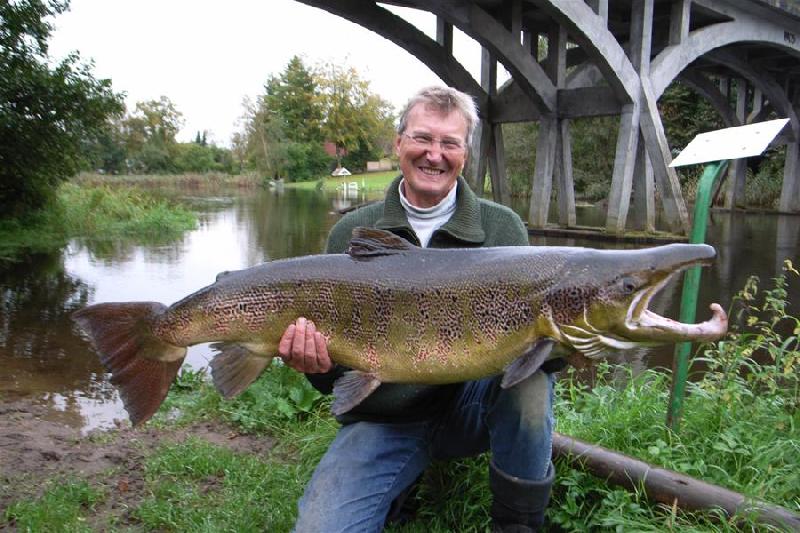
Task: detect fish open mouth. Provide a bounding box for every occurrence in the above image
[624,266,728,343]
[561,252,728,357]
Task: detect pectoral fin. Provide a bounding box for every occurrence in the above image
[210,343,272,399]
[501,339,556,389]
[331,370,381,415]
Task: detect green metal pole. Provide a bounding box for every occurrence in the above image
[666,160,729,431]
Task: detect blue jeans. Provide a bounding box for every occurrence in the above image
[294,370,555,532]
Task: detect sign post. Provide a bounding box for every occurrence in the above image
[665,118,789,431]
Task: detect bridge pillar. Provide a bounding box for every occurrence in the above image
[780,141,800,212]
[606,103,640,233]
[630,0,656,232]
[466,21,488,194]
[631,140,655,232]
[529,23,575,227]
[724,78,749,209]
[530,117,557,227]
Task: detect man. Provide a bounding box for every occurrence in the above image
[279,86,558,532]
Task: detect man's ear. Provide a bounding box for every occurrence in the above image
[394,134,402,155]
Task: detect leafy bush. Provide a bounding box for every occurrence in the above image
[0,0,124,217]
[285,142,334,182]
[58,183,196,239]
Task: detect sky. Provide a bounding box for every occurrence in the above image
[48,0,487,147]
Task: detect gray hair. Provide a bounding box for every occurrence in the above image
[397,86,479,146]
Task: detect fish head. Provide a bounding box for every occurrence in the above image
[554,244,728,358]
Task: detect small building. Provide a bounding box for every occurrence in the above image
[366,158,394,172]
[331,167,352,176]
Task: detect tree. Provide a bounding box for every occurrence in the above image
[264,56,323,144]
[0,0,124,216]
[235,58,395,180]
[122,96,184,173]
[317,62,395,170]
[238,95,290,180]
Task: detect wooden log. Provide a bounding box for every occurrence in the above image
[552,432,800,531]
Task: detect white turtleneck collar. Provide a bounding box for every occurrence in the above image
[398,179,457,247]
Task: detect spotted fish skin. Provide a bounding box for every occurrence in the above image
[72,228,728,425]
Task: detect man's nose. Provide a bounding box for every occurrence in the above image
[423,144,445,161]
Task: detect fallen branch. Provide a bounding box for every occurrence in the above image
[552,432,800,531]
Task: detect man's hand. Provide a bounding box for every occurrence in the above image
[278,317,333,374]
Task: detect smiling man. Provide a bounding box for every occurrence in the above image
[280,86,559,532]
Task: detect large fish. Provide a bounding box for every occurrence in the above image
[73,228,728,426]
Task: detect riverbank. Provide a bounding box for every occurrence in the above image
[280,170,398,193]
[72,172,262,189]
[2,271,798,531]
[0,181,197,260]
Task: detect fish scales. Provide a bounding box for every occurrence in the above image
[72,228,729,426]
[162,248,558,377]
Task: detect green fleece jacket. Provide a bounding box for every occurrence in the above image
[306,175,529,424]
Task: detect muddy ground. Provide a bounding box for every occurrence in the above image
[0,398,275,530]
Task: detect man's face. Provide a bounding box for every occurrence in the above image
[395,103,468,208]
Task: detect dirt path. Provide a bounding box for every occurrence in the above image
[0,398,274,529]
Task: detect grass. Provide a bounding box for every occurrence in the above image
[0,181,198,260]
[133,438,303,531]
[4,479,102,532]
[284,170,398,192]
[3,267,798,531]
[73,171,262,189]
[58,183,196,240]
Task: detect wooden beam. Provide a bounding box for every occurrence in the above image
[555,119,577,226]
[669,0,692,45]
[529,118,557,227]
[295,0,486,112]
[436,15,453,52]
[488,124,511,205]
[606,103,640,234]
[553,432,800,531]
[631,136,656,232]
[586,0,609,24]
[724,78,748,208]
[493,84,621,122]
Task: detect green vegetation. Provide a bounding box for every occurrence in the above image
[4,479,102,532]
[3,270,798,531]
[284,170,398,193]
[0,181,197,259]
[0,0,124,218]
[72,171,261,189]
[236,55,395,184]
[82,96,239,176]
[58,183,196,240]
[133,439,303,530]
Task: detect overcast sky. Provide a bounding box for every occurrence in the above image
[49,0,489,146]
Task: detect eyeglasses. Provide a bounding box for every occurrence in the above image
[401,133,466,153]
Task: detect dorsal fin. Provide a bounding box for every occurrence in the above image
[347,227,416,259]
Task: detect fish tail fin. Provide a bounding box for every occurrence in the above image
[210,343,272,399]
[72,302,187,426]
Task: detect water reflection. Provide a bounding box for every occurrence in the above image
[1,187,798,433]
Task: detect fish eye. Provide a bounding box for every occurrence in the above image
[620,277,637,294]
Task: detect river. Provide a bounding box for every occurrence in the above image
[1,184,798,433]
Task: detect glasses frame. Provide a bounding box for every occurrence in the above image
[400,132,467,154]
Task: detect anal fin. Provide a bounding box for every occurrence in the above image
[501,339,556,389]
[331,371,381,415]
[210,343,272,399]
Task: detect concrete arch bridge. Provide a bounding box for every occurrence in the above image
[297,0,800,236]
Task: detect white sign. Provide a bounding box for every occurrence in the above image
[669,118,789,167]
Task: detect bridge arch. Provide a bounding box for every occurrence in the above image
[296,0,800,229]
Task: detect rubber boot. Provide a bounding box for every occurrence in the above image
[384,474,422,527]
[489,460,555,532]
